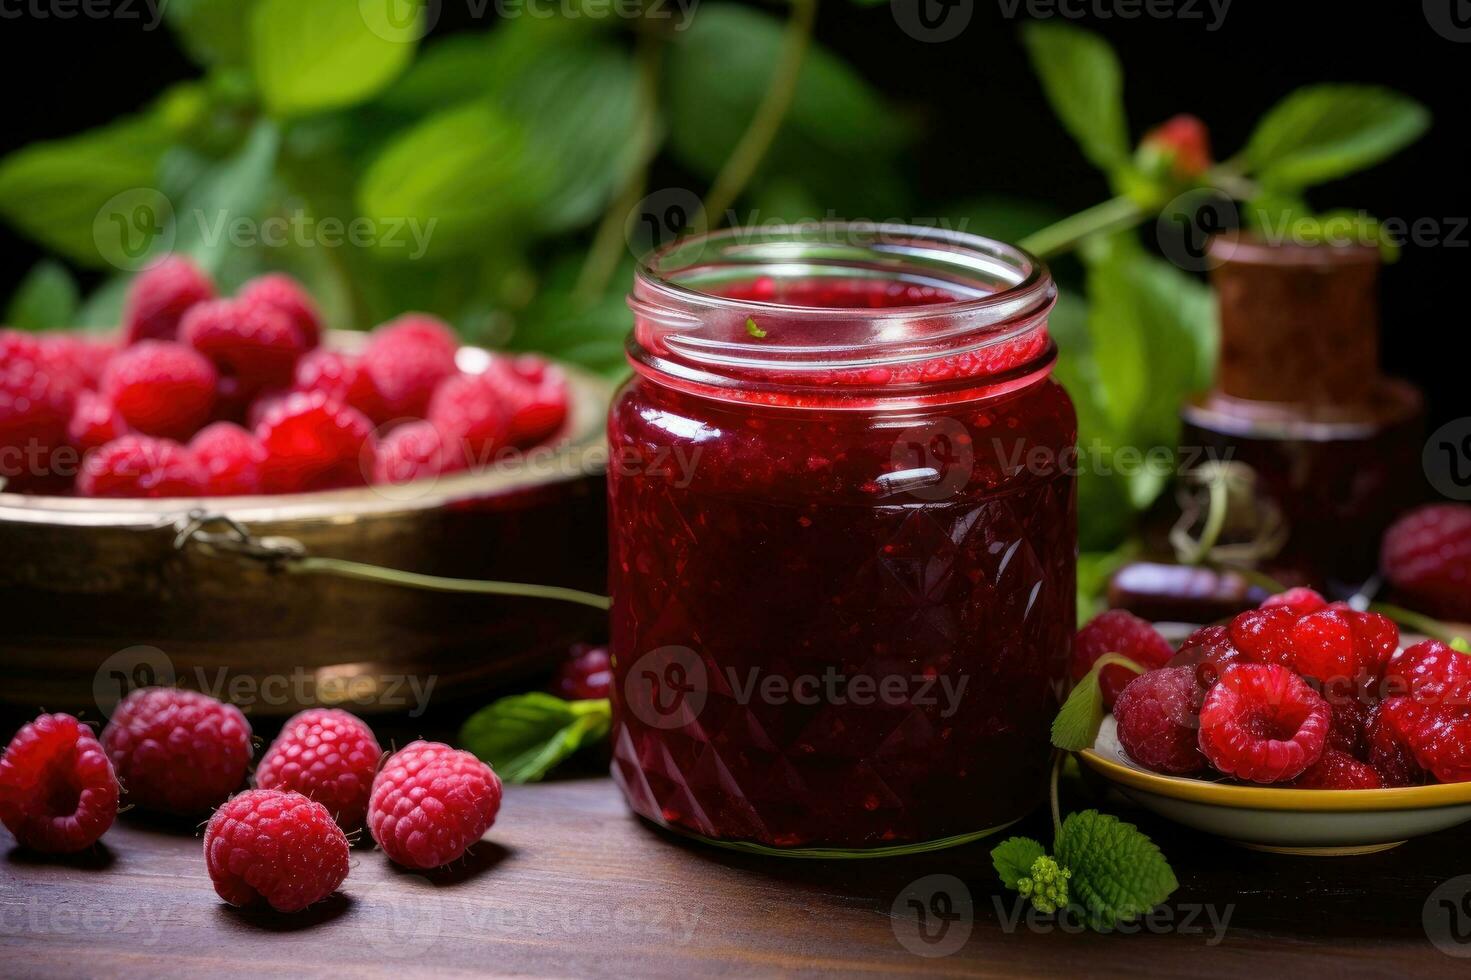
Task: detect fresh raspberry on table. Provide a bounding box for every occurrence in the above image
[1291,748,1382,790]
[204,789,350,913]
[484,355,570,447]
[1197,663,1330,783]
[67,391,128,454]
[1,340,75,493]
[0,713,118,853]
[1383,640,1471,709]
[427,372,511,470]
[1167,624,1245,688]
[237,273,322,349]
[38,333,114,392]
[101,687,252,814]
[101,340,216,440]
[373,420,457,487]
[77,434,204,498]
[1228,607,1299,669]
[1071,610,1175,707]
[1261,587,1328,618]
[368,741,502,869]
[293,349,384,421]
[121,255,215,344]
[255,391,376,493]
[1382,504,1471,622]
[1366,698,1430,787]
[1113,666,1206,776]
[255,709,382,832]
[360,314,460,421]
[190,422,267,496]
[553,644,612,701]
[182,298,307,400]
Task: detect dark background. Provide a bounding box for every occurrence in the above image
[1,1,1465,426]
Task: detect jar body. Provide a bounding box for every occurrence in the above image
[607,373,1077,851]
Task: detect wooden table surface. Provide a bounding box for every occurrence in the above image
[4,774,1470,978]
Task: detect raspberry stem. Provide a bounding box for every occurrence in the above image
[287,556,612,610]
[1368,602,1464,645]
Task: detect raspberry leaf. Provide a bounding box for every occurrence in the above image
[1245,85,1430,190]
[992,836,1048,890]
[745,317,767,339]
[459,693,611,784]
[1052,653,1144,751]
[250,0,420,117]
[1021,22,1130,174]
[1054,809,1177,930]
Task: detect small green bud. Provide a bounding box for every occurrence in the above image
[1016,855,1071,914]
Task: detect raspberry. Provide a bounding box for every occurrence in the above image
[368,741,502,869]
[78,435,204,498]
[1382,504,1471,622]
[255,391,376,493]
[237,273,322,349]
[1228,607,1298,668]
[1291,748,1382,790]
[182,299,306,400]
[361,314,460,421]
[1325,694,1370,757]
[373,420,456,487]
[255,709,382,831]
[484,355,570,447]
[190,422,266,496]
[1,336,75,492]
[1383,640,1471,710]
[101,687,252,815]
[1350,611,1400,680]
[1261,587,1327,618]
[102,340,216,440]
[1197,664,1330,783]
[553,644,612,701]
[67,391,128,454]
[122,255,215,344]
[1138,114,1212,179]
[427,372,511,470]
[1289,608,1364,684]
[1072,610,1175,707]
[0,713,118,853]
[293,349,383,420]
[38,333,114,391]
[1113,667,1206,776]
[1366,698,1429,787]
[1167,624,1245,688]
[1405,707,1471,784]
[204,789,349,913]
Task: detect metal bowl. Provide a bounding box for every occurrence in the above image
[0,336,614,718]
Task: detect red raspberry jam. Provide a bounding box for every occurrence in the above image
[608,225,1076,853]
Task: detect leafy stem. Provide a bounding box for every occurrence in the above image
[1369,602,1467,645]
[285,556,612,610]
[1018,194,1145,258]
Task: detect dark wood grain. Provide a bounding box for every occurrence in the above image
[3,777,1469,979]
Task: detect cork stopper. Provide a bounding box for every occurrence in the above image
[1207,235,1381,406]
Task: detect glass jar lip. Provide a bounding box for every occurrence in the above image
[627,222,1058,407]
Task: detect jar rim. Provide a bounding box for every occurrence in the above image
[627,223,1058,407]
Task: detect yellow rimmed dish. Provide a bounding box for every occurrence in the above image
[1081,716,1471,855]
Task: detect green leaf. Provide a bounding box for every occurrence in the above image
[251,0,420,117]
[459,693,612,784]
[167,0,252,67]
[992,836,1048,890]
[745,317,767,339]
[4,261,80,331]
[514,288,632,379]
[357,100,546,262]
[1245,85,1429,189]
[1055,810,1177,928]
[0,113,173,267]
[1021,22,1130,173]
[1051,669,1104,751]
[171,120,282,276]
[1453,638,1470,654]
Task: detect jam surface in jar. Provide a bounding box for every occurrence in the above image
[608,226,1076,852]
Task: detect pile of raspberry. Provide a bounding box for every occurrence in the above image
[1076,593,1471,789]
[0,254,570,497]
[0,690,503,914]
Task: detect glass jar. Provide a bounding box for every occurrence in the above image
[607,224,1076,855]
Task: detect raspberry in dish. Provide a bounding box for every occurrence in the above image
[1228,607,1299,668]
[373,420,455,486]
[1197,663,1330,783]
[1291,748,1382,790]
[1167,624,1245,688]
[190,422,268,496]
[427,372,511,470]
[101,340,216,440]
[293,348,384,421]
[101,687,252,814]
[368,741,502,868]
[255,391,376,493]
[204,789,350,913]
[1366,698,1429,787]
[1,336,75,492]
[1072,610,1176,707]
[78,435,204,498]
[1113,667,1205,776]
[360,314,460,421]
[0,713,118,853]
[1260,587,1327,618]
[237,273,322,349]
[121,255,215,344]
[67,391,128,454]
[182,298,307,400]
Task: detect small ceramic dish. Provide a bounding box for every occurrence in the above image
[1080,716,1471,855]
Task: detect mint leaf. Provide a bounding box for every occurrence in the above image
[1245,85,1429,190]
[992,836,1048,890]
[745,317,767,339]
[166,0,251,68]
[251,0,420,117]
[1021,22,1130,173]
[1052,669,1104,751]
[1055,809,1177,929]
[459,693,612,784]
[5,260,80,331]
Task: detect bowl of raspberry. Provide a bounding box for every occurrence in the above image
[1073,599,1471,855]
[0,256,612,715]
